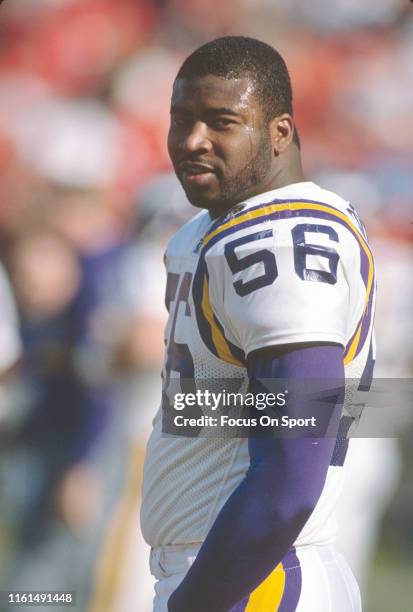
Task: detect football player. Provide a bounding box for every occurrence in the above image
[141,36,375,611]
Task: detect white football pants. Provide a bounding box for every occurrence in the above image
[149,543,361,611]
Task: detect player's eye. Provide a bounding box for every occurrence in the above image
[171,115,190,128]
[212,118,236,129]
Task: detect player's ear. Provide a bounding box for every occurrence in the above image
[269,114,294,156]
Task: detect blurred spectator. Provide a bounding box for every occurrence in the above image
[274,0,407,30]
[0,0,158,95]
[0,261,21,432]
[8,230,96,545]
[0,263,21,379]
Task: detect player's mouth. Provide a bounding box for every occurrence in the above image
[180,162,217,188]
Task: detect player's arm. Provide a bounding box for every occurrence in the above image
[168,341,344,612]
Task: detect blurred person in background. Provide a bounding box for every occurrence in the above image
[0,262,21,382]
[1,184,143,610]
[0,260,22,591]
[0,260,21,431]
[2,228,102,605]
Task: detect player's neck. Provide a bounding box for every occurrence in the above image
[209,153,305,219]
[249,148,306,200]
[267,149,306,191]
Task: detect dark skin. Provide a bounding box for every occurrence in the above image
[168,75,305,218]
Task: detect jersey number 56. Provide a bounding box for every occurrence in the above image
[224,224,339,297]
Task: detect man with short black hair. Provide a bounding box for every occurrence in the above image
[141,36,374,611]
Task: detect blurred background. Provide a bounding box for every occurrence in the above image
[0,1,412,611]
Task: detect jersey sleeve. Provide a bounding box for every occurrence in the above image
[204,213,367,358]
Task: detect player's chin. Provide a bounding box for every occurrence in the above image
[186,192,223,211]
[183,184,221,210]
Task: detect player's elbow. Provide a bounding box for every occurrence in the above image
[245,505,313,560]
[285,502,314,531]
[289,503,315,531]
[267,496,317,540]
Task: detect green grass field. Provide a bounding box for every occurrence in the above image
[366,549,413,612]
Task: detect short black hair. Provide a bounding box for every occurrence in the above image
[176,36,300,147]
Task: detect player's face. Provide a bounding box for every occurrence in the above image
[168,75,275,216]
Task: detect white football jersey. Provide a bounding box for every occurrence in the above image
[140,181,376,548]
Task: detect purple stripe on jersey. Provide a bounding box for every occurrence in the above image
[207,198,345,234]
[330,415,352,466]
[192,257,246,366]
[192,258,215,351]
[280,546,302,570]
[203,198,363,247]
[356,277,375,354]
[236,198,346,219]
[344,324,361,361]
[359,337,375,392]
[343,234,373,359]
[278,549,302,612]
[344,273,375,361]
[229,597,249,612]
[359,243,370,290]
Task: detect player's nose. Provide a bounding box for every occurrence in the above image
[184,121,212,154]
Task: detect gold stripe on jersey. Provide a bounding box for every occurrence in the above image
[201,274,244,367]
[344,323,363,364]
[245,563,286,611]
[202,201,374,365]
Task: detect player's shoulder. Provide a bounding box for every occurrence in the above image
[166,209,211,257]
[242,181,351,217]
[302,182,351,212]
[201,182,361,254]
